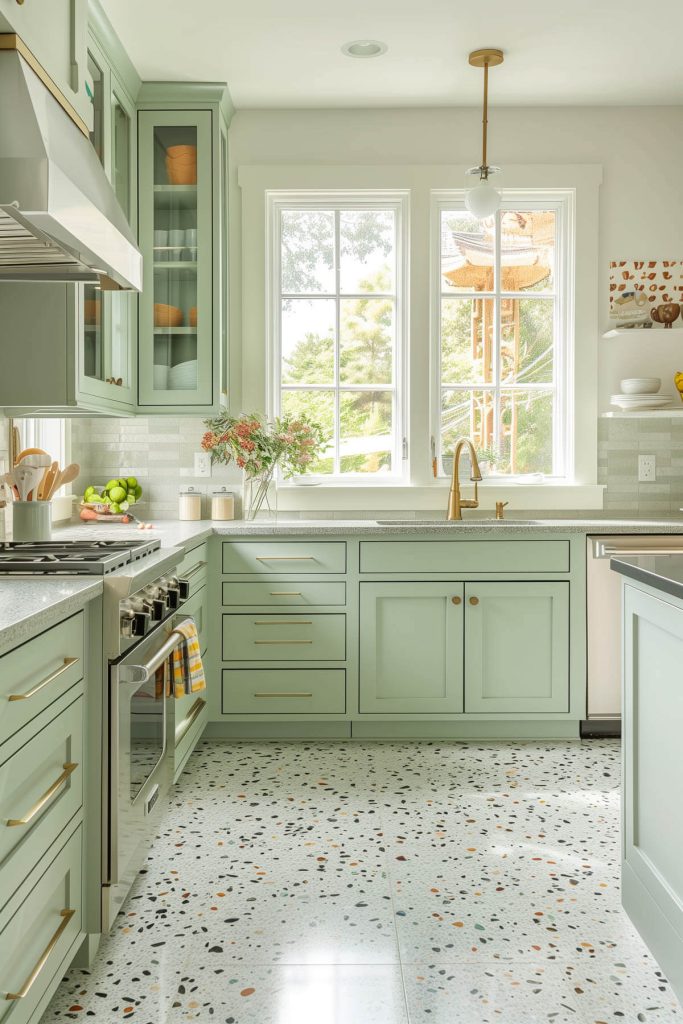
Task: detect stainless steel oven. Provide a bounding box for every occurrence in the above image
[102,560,194,931]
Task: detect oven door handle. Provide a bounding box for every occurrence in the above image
[117,619,194,684]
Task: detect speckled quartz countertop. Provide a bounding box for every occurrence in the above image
[50,514,683,541]
[0,577,102,656]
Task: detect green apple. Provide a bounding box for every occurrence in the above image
[105,479,120,494]
[109,485,126,503]
[127,492,136,505]
[109,502,121,514]
[120,500,129,512]
[84,485,95,499]
[126,476,137,489]
[134,485,143,499]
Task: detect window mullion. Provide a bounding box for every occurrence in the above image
[493,208,502,460]
[334,208,341,476]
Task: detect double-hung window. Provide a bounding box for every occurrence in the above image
[269,194,406,478]
[433,191,573,478]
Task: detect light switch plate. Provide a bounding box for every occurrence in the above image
[638,454,656,482]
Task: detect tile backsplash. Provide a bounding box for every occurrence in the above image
[65,413,683,520]
[598,416,683,515]
[70,416,242,519]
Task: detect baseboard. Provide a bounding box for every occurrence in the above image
[203,719,581,742]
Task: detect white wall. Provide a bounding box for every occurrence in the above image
[229,105,683,417]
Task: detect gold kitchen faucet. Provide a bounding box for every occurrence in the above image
[447,438,483,521]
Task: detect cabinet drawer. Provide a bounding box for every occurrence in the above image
[222,581,346,607]
[222,669,346,714]
[0,826,82,1024]
[177,542,209,597]
[0,613,84,747]
[180,585,209,655]
[222,542,346,575]
[0,698,83,910]
[360,540,570,574]
[222,614,346,661]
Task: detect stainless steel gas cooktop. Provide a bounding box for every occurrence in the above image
[0,539,161,575]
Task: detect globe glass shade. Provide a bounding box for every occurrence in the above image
[465,181,501,219]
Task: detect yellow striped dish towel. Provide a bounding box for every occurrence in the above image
[171,619,206,698]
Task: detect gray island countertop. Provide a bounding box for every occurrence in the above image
[0,577,103,655]
[611,553,683,602]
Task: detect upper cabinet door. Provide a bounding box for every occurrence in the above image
[77,45,136,412]
[0,0,92,130]
[359,582,465,714]
[138,109,214,409]
[464,581,570,714]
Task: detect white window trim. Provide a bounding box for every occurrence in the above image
[266,190,410,484]
[239,163,602,511]
[431,189,575,482]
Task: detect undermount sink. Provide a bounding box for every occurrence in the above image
[374,518,545,526]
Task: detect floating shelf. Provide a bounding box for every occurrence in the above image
[601,409,683,418]
[602,327,683,339]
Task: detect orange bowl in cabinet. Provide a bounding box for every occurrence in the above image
[166,145,197,160]
[154,303,183,328]
[189,306,197,327]
[165,159,197,185]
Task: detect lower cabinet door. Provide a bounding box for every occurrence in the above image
[464,581,570,714]
[0,826,82,1024]
[359,582,464,714]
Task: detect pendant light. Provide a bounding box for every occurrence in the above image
[465,48,504,220]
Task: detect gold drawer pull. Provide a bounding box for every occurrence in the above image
[469,596,479,606]
[451,596,462,605]
[254,692,313,698]
[175,697,206,744]
[4,908,75,1001]
[254,620,312,626]
[253,640,313,645]
[269,592,303,597]
[8,657,79,702]
[6,763,78,828]
[255,556,316,561]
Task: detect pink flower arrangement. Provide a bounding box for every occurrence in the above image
[201,412,327,479]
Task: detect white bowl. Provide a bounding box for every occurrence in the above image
[620,377,661,395]
[168,360,197,389]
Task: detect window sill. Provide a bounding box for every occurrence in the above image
[277,482,605,513]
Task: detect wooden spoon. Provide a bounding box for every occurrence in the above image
[38,461,59,501]
[14,447,49,466]
[47,462,80,499]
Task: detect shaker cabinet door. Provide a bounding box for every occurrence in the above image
[464,581,570,714]
[359,582,464,714]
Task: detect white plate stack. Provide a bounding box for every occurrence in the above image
[168,360,198,390]
[611,378,671,411]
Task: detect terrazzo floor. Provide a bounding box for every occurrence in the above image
[42,739,682,1023]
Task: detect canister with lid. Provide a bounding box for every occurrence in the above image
[211,486,235,521]
[179,486,202,521]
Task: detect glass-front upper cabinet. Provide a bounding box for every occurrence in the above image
[78,39,136,412]
[138,110,213,408]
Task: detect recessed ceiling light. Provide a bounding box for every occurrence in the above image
[341,39,387,59]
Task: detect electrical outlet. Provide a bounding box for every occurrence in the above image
[638,454,656,482]
[194,452,212,478]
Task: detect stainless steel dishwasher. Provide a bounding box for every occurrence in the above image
[585,534,683,735]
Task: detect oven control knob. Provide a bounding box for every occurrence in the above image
[132,611,151,636]
[142,586,167,620]
[159,577,181,609]
[178,578,190,600]
[120,604,135,638]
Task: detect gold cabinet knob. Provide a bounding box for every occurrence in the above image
[469,596,479,606]
[451,596,462,605]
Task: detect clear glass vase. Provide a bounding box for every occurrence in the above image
[242,469,277,520]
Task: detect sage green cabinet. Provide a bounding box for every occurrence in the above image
[78,35,137,412]
[0,0,91,130]
[359,582,465,714]
[622,581,683,1007]
[464,582,569,714]
[137,85,231,412]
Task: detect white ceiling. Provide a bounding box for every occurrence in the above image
[102,0,683,109]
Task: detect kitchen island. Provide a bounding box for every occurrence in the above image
[611,553,683,1007]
